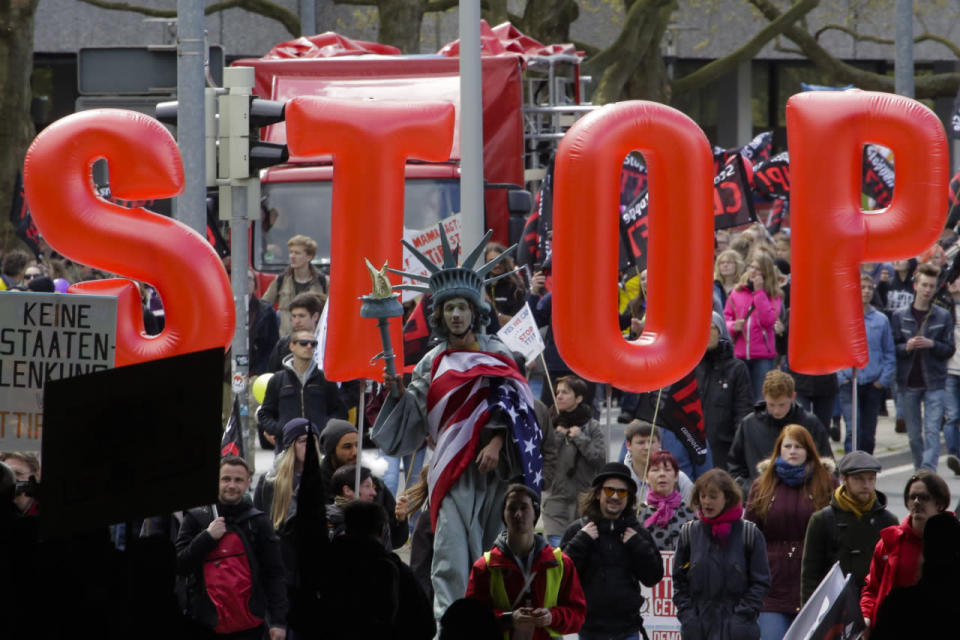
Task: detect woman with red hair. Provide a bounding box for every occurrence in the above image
[745,424,836,640]
[638,450,697,551]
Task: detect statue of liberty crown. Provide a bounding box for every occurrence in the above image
[388,224,518,313]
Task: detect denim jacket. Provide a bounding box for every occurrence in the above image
[891,304,955,391]
[837,306,896,388]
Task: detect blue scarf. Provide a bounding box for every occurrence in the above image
[774,457,807,487]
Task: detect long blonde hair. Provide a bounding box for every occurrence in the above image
[738,252,782,300]
[269,437,321,530]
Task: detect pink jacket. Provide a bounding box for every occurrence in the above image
[724,286,781,360]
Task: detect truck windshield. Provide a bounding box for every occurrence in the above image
[256,178,462,271]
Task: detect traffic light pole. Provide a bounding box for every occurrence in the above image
[220,67,257,467]
[175,0,206,235]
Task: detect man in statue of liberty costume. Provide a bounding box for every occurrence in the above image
[372,226,543,620]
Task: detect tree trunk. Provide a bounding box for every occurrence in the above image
[377,0,425,53]
[519,0,578,44]
[0,0,38,252]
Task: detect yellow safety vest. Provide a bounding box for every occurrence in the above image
[483,546,564,639]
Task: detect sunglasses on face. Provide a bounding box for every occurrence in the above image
[907,492,932,504]
[294,339,319,348]
[601,486,629,498]
[24,273,41,280]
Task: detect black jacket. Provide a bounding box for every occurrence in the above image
[560,510,663,637]
[257,359,348,440]
[313,534,435,640]
[249,296,280,375]
[318,461,409,550]
[727,402,833,493]
[175,499,288,629]
[695,339,754,471]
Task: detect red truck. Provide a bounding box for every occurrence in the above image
[232,24,587,281]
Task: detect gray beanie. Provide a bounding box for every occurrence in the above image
[320,419,357,458]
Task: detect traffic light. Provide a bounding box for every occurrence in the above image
[248,98,288,172]
[155,91,219,187]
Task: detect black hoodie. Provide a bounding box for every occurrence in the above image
[695,338,754,471]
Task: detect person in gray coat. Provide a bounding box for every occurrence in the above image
[542,375,606,546]
[674,469,770,640]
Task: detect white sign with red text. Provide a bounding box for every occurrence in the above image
[640,550,682,639]
[401,214,462,302]
[496,303,545,363]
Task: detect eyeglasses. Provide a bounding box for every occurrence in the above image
[294,339,319,348]
[24,273,41,280]
[601,486,629,499]
[907,492,932,504]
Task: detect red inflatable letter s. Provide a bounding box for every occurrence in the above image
[553,101,714,392]
[23,109,235,366]
[787,91,948,373]
[284,97,455,381]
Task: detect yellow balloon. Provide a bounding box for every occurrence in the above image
[252,373,273,404]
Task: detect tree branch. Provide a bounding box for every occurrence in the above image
[78,0,302,35]
[671,0,818,95]
[750,0,960,98]
[816,24,960,58]
[424,0,458,11]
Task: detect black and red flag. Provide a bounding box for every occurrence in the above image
[738,131,773,166]
[947,170,960,230]
[862,145,895,207]
[631,370,708,464]
[753,151,790,201]
[402,294,438,374]
[220,395,245,458]
[713,153,757,230]
[9,172,42,258]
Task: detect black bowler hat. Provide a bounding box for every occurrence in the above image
[591,462,637,494]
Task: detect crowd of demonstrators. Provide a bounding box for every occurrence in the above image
[800,451,899,604]
[623,420,694,504]
[637,450,698,551]
[561,463,663,640]
[744,425,836,640]
[673,469,771,640]
[541,375,607,546]
[466,484,587,640]
[859,470,951,634]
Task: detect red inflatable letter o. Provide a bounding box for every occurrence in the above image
[787,91,948,373]
[23,109,235,366]
[553,101,714,392]
[285,97,455,381]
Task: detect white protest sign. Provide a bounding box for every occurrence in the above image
[0,292,118,451]
[401,214,462,302]
[496,303,545,363]
[640,550,682,640]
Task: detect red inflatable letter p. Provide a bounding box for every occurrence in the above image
[787,91,949,373]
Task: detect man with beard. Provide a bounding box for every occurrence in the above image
[373,228,541,619]
[560,463,663,640]
[176,457,287,639]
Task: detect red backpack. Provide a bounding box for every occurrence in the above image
[203,531,264,634]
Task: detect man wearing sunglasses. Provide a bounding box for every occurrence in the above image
[258,329,347,454]
[560,462,663,640]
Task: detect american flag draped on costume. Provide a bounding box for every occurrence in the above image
[426,349,542,528]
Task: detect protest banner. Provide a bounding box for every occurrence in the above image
[713,153,757,230]
[496,303,545,363]
[0,293,117,452]
[401,213,462,301]
[640,550,681,639]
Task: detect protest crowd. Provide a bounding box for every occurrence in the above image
[5,134,960,640]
